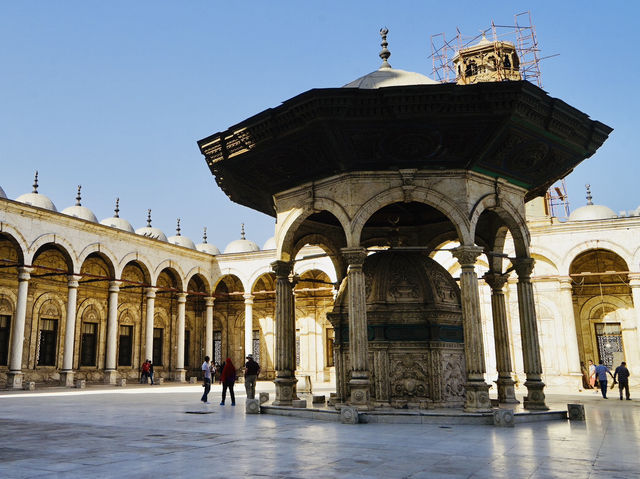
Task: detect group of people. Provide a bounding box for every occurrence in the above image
[584,359,631,400]
[139,359,154,385]
[200,354,261,405]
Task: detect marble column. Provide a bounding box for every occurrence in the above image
[174,292,187,382]
[104,280,121,384]
[628,273,640,375]
[558,277,583,378]
[205,296,214,360]
[452,246,491,412]
[514,258,548,410]
[341,247,370,408]
[483,272,518,404]
[244,293,254,360]
[7,267,33,389]
[144,287,157,364]
[61,274,82,387]
[271,260,297,405]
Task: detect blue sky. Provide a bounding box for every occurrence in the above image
[1,2,638,250]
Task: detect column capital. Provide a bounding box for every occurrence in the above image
[67,274,82,288]
[176,292,187,303]
[145,287,158,298]
[108,280,122,292]
[483,272,508,291]
[558,276,574,290]
[17,266,33,281]
[451,245,483,268]
[271,260,293,278]
[628,272,640,286]
[243,293,255,304]
[341,247,367,267]
[513,257,535,279]
[205,296,215,307]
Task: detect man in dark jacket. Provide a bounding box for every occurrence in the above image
[244,354,261,400]
[613,361,631,400]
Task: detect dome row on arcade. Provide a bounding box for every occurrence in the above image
[2,172,276,255]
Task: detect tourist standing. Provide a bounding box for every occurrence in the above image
[588,359,596,389]
[201,356,213,404]
[140,359,150,384]
[614,361,631,400]
[220,358,236,406]
[148,360,155,385]
[244,354,261,399]
[595,360,614,398]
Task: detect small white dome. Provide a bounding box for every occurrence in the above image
[0,185,6,198]
[168,235,196,250]
[343,67,438,89]
[136,226,167,242]
[16,192,57,212]
[263,237,276,250]
[100,216,135,233]
[224,238,260,254]
[62,205,98,223]
[569,204,617,221]
[197,243,220,255]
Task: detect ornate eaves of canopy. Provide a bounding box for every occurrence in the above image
[197,81,612,217]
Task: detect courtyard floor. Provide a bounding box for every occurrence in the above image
[0,381,638,478]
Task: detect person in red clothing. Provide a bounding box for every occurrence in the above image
[219,358,236,406]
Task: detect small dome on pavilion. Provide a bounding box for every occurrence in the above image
[196,227,220,255]
[343,28,438,89]
[100,198,135,233]
[568,185,617,221]
[61,186,98,223]
[168,219,196,249]
[15,172,57,212]
[135,209,167,242]
[263,237,276,250]
[224,224,260,254]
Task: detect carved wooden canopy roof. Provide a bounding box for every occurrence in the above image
[197,81,611,217]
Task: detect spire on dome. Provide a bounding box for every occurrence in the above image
[241,223,246,240]
[379,27,391,69]
[32,171,39,194]
[114,198,120,218]
[586,184,593,205]
[146,209,152,227]
[176,218,181,236]
[75,185,82,206]
[203,227,208,244]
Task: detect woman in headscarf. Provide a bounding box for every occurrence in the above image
[219,357,236,406]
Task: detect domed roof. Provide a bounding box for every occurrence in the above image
[196,227,220,255]
[167,219,196,250]
[15,172,57,212]
[61,186,98,222]
[343,28,438,89]
[568,185,617,221]
[135,209,167,242]
[224,224,260,254]
[100,198,135,233]
[263,237,276,250]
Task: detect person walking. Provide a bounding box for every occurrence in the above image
[613,361,631,400]
[201,356,213,404]
[595,360,614,399]
[148,361,155,385]
[244,354,261,400]
[220,358,236,406]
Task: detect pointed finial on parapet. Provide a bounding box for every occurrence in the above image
[114,198,120,218]
[203,227,208,244]
[585,184,593,205]
[32,171,39,194]
[379,27,391,69]
[146,209,152,227]
[176,218,181,236]
[75,185,82,206]
[241,223,246,240]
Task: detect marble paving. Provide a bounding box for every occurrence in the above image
[0,382,638,478]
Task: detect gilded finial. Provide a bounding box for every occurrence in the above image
[585,184,593,205]
[75,185,82,206]
[114,198,120,218]
[146,209,152,227]
[32,171,39,194]
[379,27,391,69]
[176,218,181,236]
[241,223,246,240]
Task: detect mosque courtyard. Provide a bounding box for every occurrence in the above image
[0,382,638,478]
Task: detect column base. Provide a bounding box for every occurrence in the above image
[348,378,371,409]
[273,377,298,406]
[523,379,549,410]
[104,370,118,385]
[6,371,23,389]
[495,377,519,404]
[464,381,492,412]
[173,369,186,383]
[60,371,75,387]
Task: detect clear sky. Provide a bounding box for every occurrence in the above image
[1,1,638,250]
